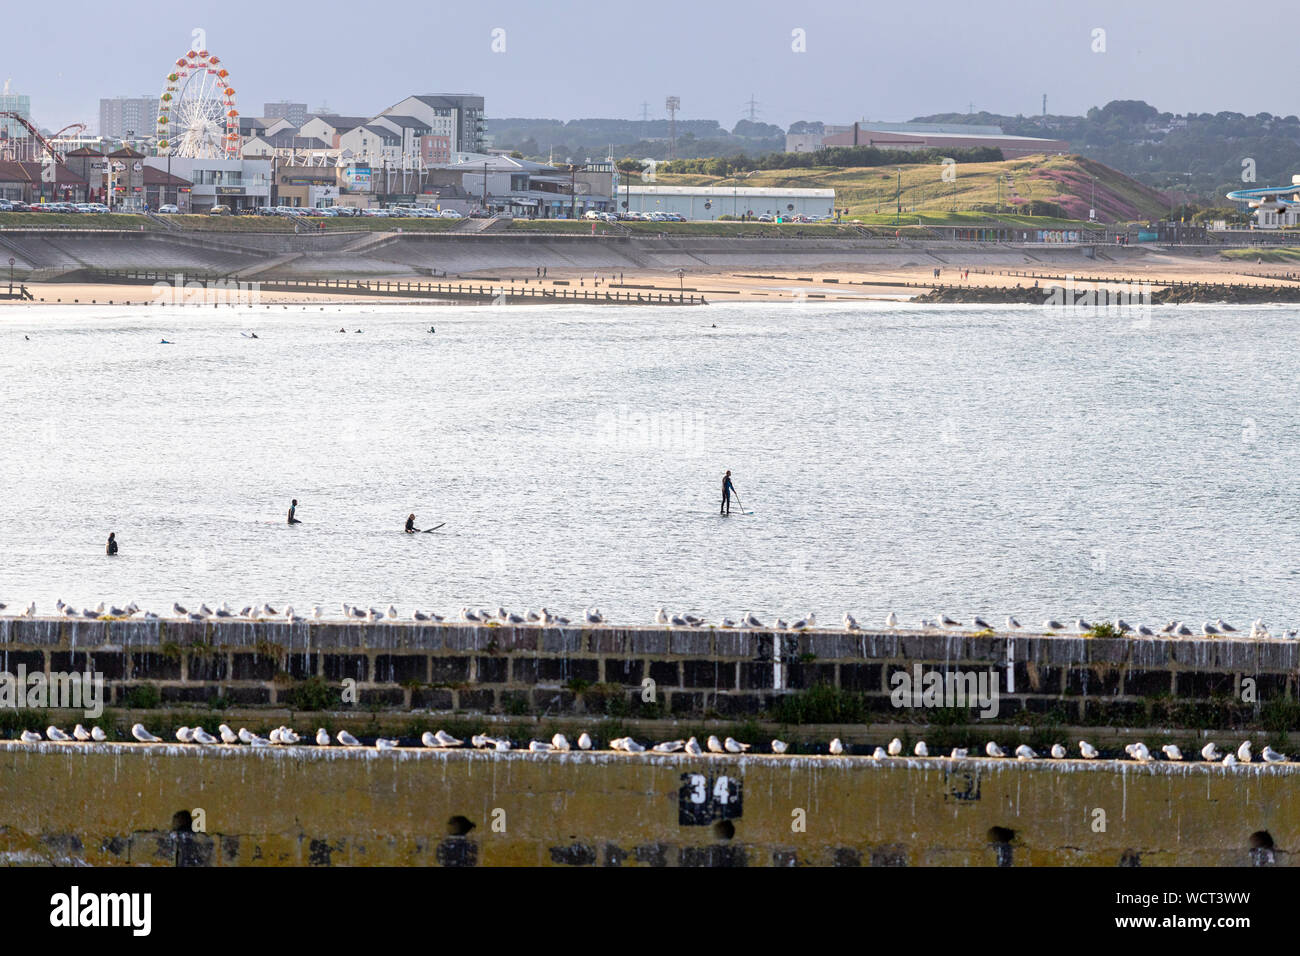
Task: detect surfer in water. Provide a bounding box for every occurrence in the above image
[288,499,302,525]
[405,513,419,533]
[106,532,118,556]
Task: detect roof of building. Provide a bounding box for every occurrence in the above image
[355,125,402,145]
[64,147,104,157]
[305,115,368,132]
[375,114,431,130]
[141,165,192,186]
[107,146,145,158]
[410,94,484,110]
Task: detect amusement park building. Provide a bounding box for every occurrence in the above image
[144,156,270,212]
[0,161,87,204]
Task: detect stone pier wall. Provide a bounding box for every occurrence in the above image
[0,618,1294,726]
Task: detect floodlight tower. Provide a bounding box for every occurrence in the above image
[666,96,680,159]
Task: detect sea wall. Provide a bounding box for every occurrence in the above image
[0,618,1293,727]
[0,741,1290,866]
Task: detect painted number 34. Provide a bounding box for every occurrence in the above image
[678,772,743,825]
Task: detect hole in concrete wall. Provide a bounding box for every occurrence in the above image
[1250,831,1275,866]
[171,810,193,832]
[713,820,736,841]
[987,826,1014,867]
[447,815,476,836]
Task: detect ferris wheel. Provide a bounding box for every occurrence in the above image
[156,48,239,158]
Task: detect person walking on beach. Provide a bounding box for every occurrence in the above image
[106,532,118,556]
[721,470,736,515]
[288,499,302,525]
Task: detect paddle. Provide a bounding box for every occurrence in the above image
[421,522,446,534]
[731,489,753,516]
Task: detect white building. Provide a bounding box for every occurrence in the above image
[623,185,835,220]
[144,156,271,212]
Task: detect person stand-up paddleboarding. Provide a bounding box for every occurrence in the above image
[288,499,302,525]
[721,470,736,515]
[106,532,118,556]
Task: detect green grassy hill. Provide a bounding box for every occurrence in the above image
[655,154,1171,225]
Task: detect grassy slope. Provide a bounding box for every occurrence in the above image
[0,212,461,233]
[654,154,1171,225]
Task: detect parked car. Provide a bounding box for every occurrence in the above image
[207,205,230,215]
[157,203,179,214]
[8,200,29,212]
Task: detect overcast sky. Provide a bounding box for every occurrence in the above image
[13,0,1299,132]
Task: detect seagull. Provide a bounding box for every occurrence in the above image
[20,730,41,743]
[91,726,106,741]
[843,612,860,631]
[1201,742,1222,762]
[366,607,384,622]
[1202,622,1219,636]
[1176,623,1192,636]
[1115,619,1132,633]
[175,726,194,743]
[460,607,479,622]
[940,614,961,627]
[707,735,725,753]
[1079,741,1099,759]
[1250,619,1268,639]
[172,602,188,617]
[577,732,593,751]
[887,737,903,756]
[269,728,283,744]
[1221,753,1238,766]
[434,730,462,747]
[420,732,440,748]
[986,741,1005,758]
[131,723,161,743]
[1262,746,1287,762]
[337,730,362,747]
[623,738,645,753]
[237,728,254,743]
[775,619,788,630]
[493,738,513,752]
[1006,616,1022,629]
[771,739,788,754]
[829,738,844,755]
[720,618,736,628]
[528,740,553,753]
[872,746,887,759]
[685,736,703,755]
[316,728,330,746]
[1162,744,1184,760]
[1237,741,1252,763]
[1075,619,1092,632]
[470,734,491,749]
[724,737,750,753]
[972,616,991,630]
[914,741,928,757]
[655,608,669,625]
[526,610,540,622]
[743,612,763,628]
[386,605,398,619]
[1129,742,1151,762]
[45,726,71,741]
[375,737,399,750]
[214,604,233,618]
[584,608,604,624]
[22,601,35,617]
[885,612,898,628]
[1015,744,1037,760]
[1216,619,1237,633]
[949,748,968,759]
[669,614,688,627]
[551,733,570,751]
[1043,619,1064,630]
[217,724,237,744]
[1137,624,1154,636]
[192,727,218,745]
[73,724,91,741]
[789,617,809,630]
[312,605,325,620]
[1050,744,1066,759]
[652,740,685,753]
[609,737,628,752]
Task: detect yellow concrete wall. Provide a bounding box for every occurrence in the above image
[0,741,1291,866]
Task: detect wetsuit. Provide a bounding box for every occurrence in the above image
[721,475,735,514]
[405,516,416,533]
[106,537,118,555]
[288,504,301,525]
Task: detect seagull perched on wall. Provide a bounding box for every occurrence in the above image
[743,612,763,628]
[551,734,570,752]
[1223,753,1238,766]
[577,733,593,751]
[829,738,844,755]
[1237,741,1252,763]
[432,730,461,747]
[1075,619,1092,632]
[337,730,361,747]
[886,612,898,628]
[1050,744,1066,759]
[843,612,860,631]
[1262,746,1287,762]
[45,726,71,742]
[939,614,961,627]
[872,746,887,759]
[1175,623,1193,636]
[652,740,685,753]
[91,726,106,741]
[1006,616,1022,630]
[1161,744,1183,761]
[316,728,330,746]
[1043,620,1064,631]
[528,740,553,753]
[219,724,238,744]
[131,723,161,743]
[623,738,646,753]
[1137,624,1154,636]
[914,741,928,757]
[192,727,218,745]
[1216,619,1237,633]
[1015,744,1037,760]
[887,737,903,756]
[375,738,399,750]
[237,728,254,743]
[685,736,703,755]
[669,614,688,627]
[73,724,91,741]
[986,741,1006,758]
[20,730,41,743]
[584,608,604,624]
[949,747,968,759]
[1114,619,1132,633]
[724,737,750,753]
[1201,742,1222,761]
[1127,742,1151,762]
[1202,622,1220,636]
[707,735,725,753]
[175,726,193,743]
[1079,740,1099,759]
[972,616,991,630]
[720,618,736,628]
[771,739,788,754]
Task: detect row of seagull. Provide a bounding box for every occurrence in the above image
[0,602,1286,638]
[17,724,1290,764]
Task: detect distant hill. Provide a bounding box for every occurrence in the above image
[655,153,1172,224]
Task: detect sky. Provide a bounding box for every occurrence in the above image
[11,0,1299,133]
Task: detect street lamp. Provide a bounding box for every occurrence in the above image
[895,168,902,225]
[8,255,14,294]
